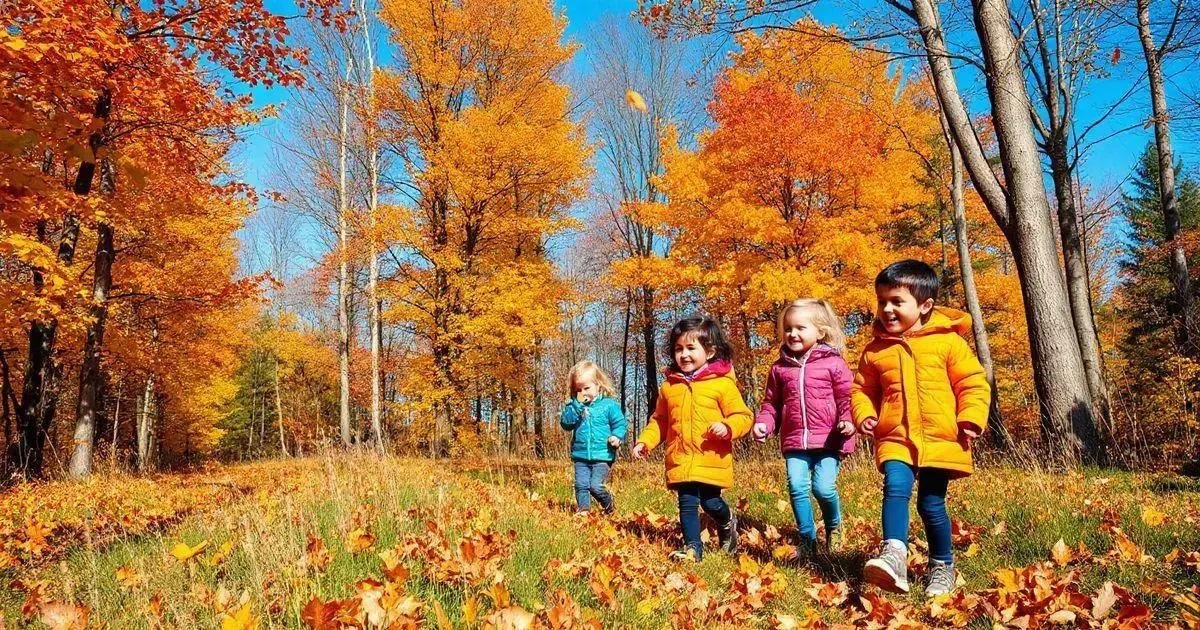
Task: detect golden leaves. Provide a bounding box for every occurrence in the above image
[170,540,210,562]
[625,89,648,113]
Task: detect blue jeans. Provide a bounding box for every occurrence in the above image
[881,460,952,563]
[785,451,842,543]
[676,482,731,559]
[573,461,613,510]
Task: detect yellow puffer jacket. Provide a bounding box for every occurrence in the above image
[850,307,990,478]
[637,360,754,489]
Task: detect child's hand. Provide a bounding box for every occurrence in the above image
[859,417,878,434]
[837,420,855,436]
[631,443,647,459]
[958,423,980,446]
[607,436,621,448]
[751,423,769,441]
[708,422,730,439]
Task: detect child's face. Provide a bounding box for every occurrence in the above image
[875,284,933,335]
[575,375,600,402]
[782,308,823,353]
[674,332,715,373]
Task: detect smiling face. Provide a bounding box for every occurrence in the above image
[782,307,823,353]
[875,284,934,335]
[673,332,715,373]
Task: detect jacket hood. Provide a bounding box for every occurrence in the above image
[777,343,841,366]
[665,359,734,383]
[872,306,973,339]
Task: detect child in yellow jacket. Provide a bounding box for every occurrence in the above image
[633,316,754,561]
[851,260,990,597]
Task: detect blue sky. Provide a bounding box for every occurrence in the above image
[232,0,1198,274]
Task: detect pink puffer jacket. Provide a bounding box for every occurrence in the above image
[755,344,857,455]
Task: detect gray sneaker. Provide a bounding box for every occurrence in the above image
[863,539,910,593]
[925,559,956,596]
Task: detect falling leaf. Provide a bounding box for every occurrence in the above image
[625,89,648,113]
[1110,47,1122,64]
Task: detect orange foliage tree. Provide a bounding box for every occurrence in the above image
[0,0,342,477]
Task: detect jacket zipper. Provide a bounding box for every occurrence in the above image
[798,348,813,450]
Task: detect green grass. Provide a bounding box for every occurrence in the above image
[2,454,1197,627]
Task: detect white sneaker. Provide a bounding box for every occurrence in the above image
[863,539,910,593]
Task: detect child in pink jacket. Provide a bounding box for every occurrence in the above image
[753,299,857,557]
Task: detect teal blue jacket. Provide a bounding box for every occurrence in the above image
[560,395,628,463]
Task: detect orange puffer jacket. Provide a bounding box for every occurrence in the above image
[850,307,990,478]
[637,360,754,489]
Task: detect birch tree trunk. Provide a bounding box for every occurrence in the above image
[338,54,354,447]
[137,378,154,472]
[360,0,385,453]
[1136,0,1197,356]
[275,359,288,456]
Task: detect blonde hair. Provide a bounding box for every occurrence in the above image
[567,361,617,398]
[777,299,847,353]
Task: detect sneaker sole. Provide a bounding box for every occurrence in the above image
[864,559,910,593]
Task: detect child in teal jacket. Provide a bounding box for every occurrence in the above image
[560,361,628,514]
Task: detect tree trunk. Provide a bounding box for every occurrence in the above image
[640,286,658,415]
[337,55,354,447]
[532,343,546,458]
[914,0,1103,463]
[110,383,122,469]
[69,220,115,478]
[137,378,154,472]
[620,290,632,416]
[945,118,1011,449]
[275,358,288,456]
[1048,142,1111,424]
[1136,0,1197,356]
[361,0,385,454]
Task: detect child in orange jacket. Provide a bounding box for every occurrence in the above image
[851,260,990,597]
[632,316,754,561]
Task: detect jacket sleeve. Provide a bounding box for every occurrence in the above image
[718,379,755,439]
[608,401,628,440]
[637,387,668,451]
[850,351,882,428]
[559,400,584,430]
[754,366,781,434]
[832,358,854,423]
[948,335,991,432]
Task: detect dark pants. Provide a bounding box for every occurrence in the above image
[881,460,952,563]
[675,481,731,559]
[573,460,613,510]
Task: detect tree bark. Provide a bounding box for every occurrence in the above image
[913,0,1104,463]
[137,377,154,472]
[1136,0,1197,356]
[69,220,115,478]
[275,358,288,456]
[360,0,385,454]
[944,117,1011,449]
[15,90,112,477]
[337,54,354,447]
[640,287,658,415]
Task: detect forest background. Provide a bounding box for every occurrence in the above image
[2,0,1200,480]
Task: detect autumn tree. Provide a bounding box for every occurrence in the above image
[642,0,1108,464]
[374,0,589,452]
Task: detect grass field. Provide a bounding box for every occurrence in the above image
[1,453,1198,628]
